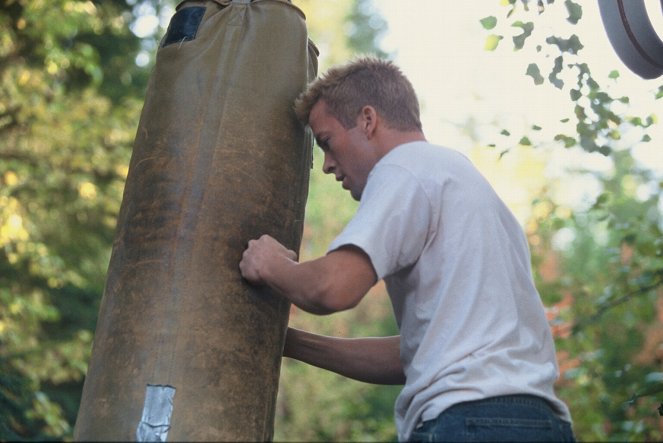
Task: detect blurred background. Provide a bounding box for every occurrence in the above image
[1,0,662,440]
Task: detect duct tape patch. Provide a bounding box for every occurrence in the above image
[136,384,176,442]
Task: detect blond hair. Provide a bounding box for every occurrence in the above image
[294,57,422,131]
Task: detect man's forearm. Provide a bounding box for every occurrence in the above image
[283,328,405,385]
[241,237,377,315]
[261,255,342,315]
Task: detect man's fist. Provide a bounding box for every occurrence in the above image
[239,234,297,285]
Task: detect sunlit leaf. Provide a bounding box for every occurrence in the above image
[484,34,503,51]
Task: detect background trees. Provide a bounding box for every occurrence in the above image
[1,0,145,437]
[483,1,663,440]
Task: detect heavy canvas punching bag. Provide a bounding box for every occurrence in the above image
[74,0,318,440]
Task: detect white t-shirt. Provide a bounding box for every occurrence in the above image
[328,141,572,441]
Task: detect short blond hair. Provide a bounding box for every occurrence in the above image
[294,57,422,131]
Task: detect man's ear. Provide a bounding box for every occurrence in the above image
[359,105,378,138]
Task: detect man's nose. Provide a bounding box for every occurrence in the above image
[322,152,335,174]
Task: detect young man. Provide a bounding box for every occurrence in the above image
[239,57,575,442]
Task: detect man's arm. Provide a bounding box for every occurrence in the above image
[283,328,405,385]
[239,234,377,315]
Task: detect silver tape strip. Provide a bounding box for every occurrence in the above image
[136,384,176,442]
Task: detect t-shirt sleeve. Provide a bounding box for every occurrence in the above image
[328,163,433,280]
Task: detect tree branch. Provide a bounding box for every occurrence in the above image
[572,274,663,334]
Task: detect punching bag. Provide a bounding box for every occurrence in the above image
[74,0,318,440]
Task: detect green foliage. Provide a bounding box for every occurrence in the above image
[0,0,146,438]
[484,1,663,440]
[564,0,582,25]
[480,16,497,30]
[482,0,657,156]
[512,21,534,50]
[530,151,663,440]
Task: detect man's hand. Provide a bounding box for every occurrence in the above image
[239,234,297,285]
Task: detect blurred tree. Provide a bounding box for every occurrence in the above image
[481,0,663,440]
[528,150,663,440]
[0,0,393,440]
[0,0,151,438]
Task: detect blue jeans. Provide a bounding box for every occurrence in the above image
[408,395,575,442]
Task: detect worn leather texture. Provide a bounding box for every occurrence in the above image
[74,0,318,440]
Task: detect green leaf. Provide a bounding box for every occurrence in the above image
[594,192,610,208]
[565,0,583,24]
[608,70,620,79]
[526,63,544,85]
[546,34,584,54]
[512,21,534,50]
[532,125,542,131]
[570,89,582,101]
[642,134,652,142]
[480,16,497,30]
[484,34,503,51]
[548,55,564,89]
[500,129,511,136]
[519,136,532,146]
[554,133,576,147]
[656,85,663,99]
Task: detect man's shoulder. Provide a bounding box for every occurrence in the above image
[377,142,468,177]
[385,142,464,164]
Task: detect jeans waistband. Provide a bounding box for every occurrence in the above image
[450,394,555,413]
